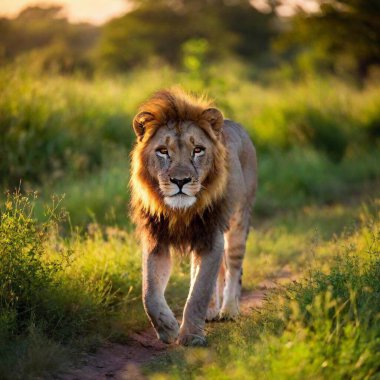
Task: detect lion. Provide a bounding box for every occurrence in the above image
[130,89,257,346]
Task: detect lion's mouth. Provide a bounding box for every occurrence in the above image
[170,190,189,197]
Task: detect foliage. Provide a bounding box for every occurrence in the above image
[147,212,380,379]
[1,1,379,79]
[1,65,380,187]
[276,0,380,78]
[1,65,380,225]
[0,3,379,377]
[0,1,278,74]
[0,172,379,378]
[256,148,380,216]
[0,191,186,378]
[0,66,135,186]
[181,38,210,78]
[97,0,277,71]
[0,192,63,331]
[0,6,98,74]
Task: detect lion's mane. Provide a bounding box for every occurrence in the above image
[130,89,230,251]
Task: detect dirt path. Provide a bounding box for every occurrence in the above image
[58,268,296,380]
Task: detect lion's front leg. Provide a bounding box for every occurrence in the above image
[178,232,224,346]
[142,242,179,344]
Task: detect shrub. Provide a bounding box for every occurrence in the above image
[290,108,350,161]
[0,191,146,377]
[0,192,64,331]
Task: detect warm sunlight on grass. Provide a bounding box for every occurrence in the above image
[146,198,380,379]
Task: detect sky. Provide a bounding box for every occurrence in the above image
[0,0,133,24]
[0,0,319,24]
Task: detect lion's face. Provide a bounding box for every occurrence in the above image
[131,89,228,219]
[144,122,215,209]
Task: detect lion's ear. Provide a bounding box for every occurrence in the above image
[201,108,224,134]
[133,112,155,139]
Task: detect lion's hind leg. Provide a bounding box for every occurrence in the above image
[220,206,250,320]
[206,259,225,321]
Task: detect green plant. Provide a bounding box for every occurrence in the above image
[0,192,64,330]
[146,215,380,379]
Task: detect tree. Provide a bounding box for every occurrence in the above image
[0,6,99,73]
[275,0,380,78]
[97,0,278,71]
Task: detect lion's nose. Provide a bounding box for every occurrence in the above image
[170,177,191,190]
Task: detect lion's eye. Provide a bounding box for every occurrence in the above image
[156,148,169,157]
[193,147,205,156]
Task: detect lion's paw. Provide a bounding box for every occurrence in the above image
[206,306,220,322]
[156,311,179,344]
[177,333,207,347]
[219,302,240,321]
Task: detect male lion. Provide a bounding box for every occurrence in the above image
[130,89,257,346]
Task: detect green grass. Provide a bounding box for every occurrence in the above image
[244,187,380,289]
[27,147,380,227]
[34,160,131,227]
[145,199,380,380]
[1,63,380,186]
[0,191,189,379]
[1,188,378,378]
[2,64,380,226]
[256,148,380,217]
[1,63,380,378]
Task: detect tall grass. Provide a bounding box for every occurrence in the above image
[1,63,380,378]
[147,209,380,379]
[0,193,139,378]
[1,64,380,185]
[1,64,380,225]
[0,191,189,379]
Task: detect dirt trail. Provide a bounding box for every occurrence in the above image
[58,267,296,380]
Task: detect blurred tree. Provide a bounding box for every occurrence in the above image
[97,0,278,71]
[275,0,380,78]
[0,6,99,74]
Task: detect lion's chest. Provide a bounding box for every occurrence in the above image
[142,203,229,252]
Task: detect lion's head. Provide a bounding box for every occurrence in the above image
[130,89,228,226]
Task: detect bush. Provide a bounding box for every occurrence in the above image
[0,192,64,331]
[290,108,349,161]
[0,191,146,377]
[256,147,380,216]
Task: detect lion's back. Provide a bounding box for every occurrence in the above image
[223,120,257,209]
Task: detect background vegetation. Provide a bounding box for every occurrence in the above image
[0,0,379,378]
